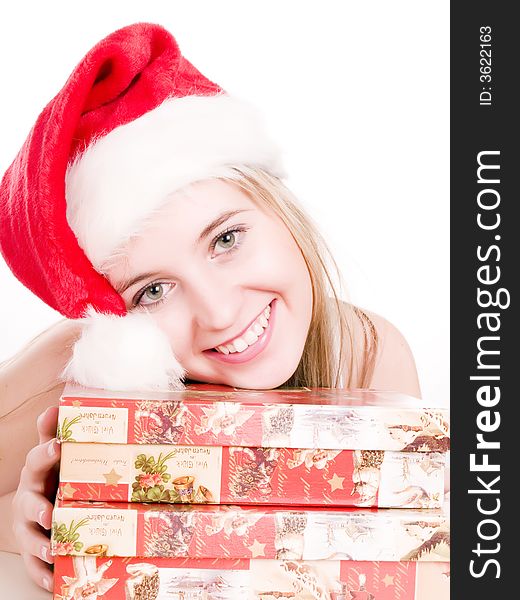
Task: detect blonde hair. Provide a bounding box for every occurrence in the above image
[222,167,378,389]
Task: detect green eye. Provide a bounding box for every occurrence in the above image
[217,231,235,249]
[133,281,174,308]
[144,284,164,301]
[210,226,248,257]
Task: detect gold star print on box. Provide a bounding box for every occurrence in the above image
[102,468,123,486]
[327,473,345,492]
[61,482,78,499]
[247,539,266,558]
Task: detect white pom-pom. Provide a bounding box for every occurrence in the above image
[63,308,185,391]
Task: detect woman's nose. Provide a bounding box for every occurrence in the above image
[186,275,241,332]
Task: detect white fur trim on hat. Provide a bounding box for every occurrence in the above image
[65,94,284,269]
[62,308,185,391]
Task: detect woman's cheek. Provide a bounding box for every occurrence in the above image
[151,304,191,362]
[241,236,305,291]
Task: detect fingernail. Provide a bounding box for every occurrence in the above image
[40,405,51,420]
[48,439,56,457]
[42,575,52,592]
[40,545,49,562]
[38,509,46,528]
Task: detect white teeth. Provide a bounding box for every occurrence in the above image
[243,330,259,345]
[214,303,272,354]
[252,323,264,336]
[233,338,248,352]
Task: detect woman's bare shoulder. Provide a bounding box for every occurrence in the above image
[0,319,80,494]
[0,319,80,418]
[356,308,422,398]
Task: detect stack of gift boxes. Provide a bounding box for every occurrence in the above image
[51,385,450,599]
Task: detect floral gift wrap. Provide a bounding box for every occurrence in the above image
[59,443,446,509]
[53,556,450,600]
[51,501,450,562]
[58,384,450,451]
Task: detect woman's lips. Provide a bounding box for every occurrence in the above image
[203,300,276,365]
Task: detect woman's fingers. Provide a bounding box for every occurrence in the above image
[17,440,60,531]
[21,552,54,592]
[21,438,61,488]
[15,521,54,565]
[10,412,61,593]
[37,405,59,444]
[12,411,60,593]
[19,489,54,531]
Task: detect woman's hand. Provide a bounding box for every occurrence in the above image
[12,405,61,593]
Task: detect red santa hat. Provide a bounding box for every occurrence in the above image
[0,23,283,391]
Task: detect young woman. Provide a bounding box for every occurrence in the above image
[0,24,420,591]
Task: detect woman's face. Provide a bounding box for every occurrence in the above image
[106,179,313,389]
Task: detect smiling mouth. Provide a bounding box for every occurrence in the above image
[212,303,272,355]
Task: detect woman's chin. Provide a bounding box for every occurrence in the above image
[218,365,298,390]
[187,367,296,390]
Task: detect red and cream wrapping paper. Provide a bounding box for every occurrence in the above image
[59,442,446,508]
[58,384,450,451]
[53,556,450,600]
[51,500,450,562]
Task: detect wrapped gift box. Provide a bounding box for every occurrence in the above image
[51,500,450,562]
[58,384,450,451]
[53,556,450,600]
[59,442,446,508]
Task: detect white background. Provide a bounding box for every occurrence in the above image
[0,1,449,404]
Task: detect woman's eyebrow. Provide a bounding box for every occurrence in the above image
[197,209,252,244]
